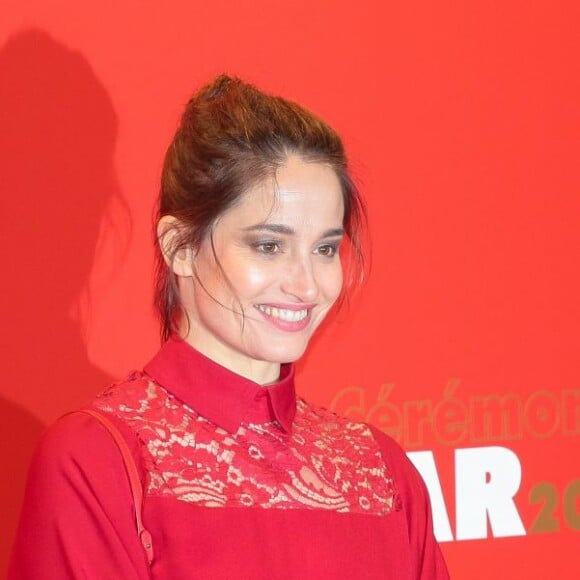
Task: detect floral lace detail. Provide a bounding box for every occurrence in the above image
[93,373,399,515]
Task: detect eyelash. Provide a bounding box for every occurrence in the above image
[251,241,339,257]
[253,241,281,255]
[316,243,339,257]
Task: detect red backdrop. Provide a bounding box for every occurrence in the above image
[1,1,579,578]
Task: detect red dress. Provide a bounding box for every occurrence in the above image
[9,336,449,579]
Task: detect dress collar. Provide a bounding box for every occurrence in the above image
[143,335,296,434]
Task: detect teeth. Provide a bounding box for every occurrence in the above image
[256,305,308,322]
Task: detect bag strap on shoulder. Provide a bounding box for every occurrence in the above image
[73,409,154,566]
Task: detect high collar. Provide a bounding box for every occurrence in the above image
[143,335,296,434]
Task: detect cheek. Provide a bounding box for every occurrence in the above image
[321,263,344,302]
[226,262,273,298]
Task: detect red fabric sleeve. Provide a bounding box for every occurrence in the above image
[8,414,151,580]
[371,427,450,580]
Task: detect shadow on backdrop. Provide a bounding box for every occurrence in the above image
[0,29,127,572]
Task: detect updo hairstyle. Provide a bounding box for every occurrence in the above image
[155,75,366,340]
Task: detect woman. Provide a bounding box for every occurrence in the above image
[10,76,449,579]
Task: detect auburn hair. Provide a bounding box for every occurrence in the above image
[155,75,366,340]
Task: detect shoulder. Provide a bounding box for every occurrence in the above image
[296,397,408,456]
[295,398,386,457]
[295,397,375,437]
[369,425,428,498]
[19,411,135,525]
[31,371,152,478]
[295,398,421,489]
[91,370,180,426]
[32,414,129,485]
[35,412,116,463]
[11,381,154,579]
[91,370,158,414]
[366,422,451,577]
[296,399,426,499]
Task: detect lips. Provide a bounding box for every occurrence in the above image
[255,304,308,322]
[254,303,315,332]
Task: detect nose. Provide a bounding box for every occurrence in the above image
[281,255,319,302]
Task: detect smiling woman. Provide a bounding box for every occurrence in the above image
[9,76,449,579]
[162,155,346,382]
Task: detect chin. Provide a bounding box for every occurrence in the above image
[251,339,309,365]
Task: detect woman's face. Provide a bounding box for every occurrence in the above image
[178,154,345,380]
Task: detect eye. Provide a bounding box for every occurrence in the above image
[255,241,280,254]
[316,243,338,257]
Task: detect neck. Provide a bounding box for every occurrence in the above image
[178,325,281,386]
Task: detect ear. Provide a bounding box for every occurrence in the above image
[157,215,194,277]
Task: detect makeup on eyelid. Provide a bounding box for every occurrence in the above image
[248,243,341,258]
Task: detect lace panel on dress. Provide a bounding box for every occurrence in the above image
[94,374,399,516]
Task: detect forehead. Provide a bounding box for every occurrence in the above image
[223,156,345,229]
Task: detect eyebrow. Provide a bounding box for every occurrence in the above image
[242,224,345,238]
